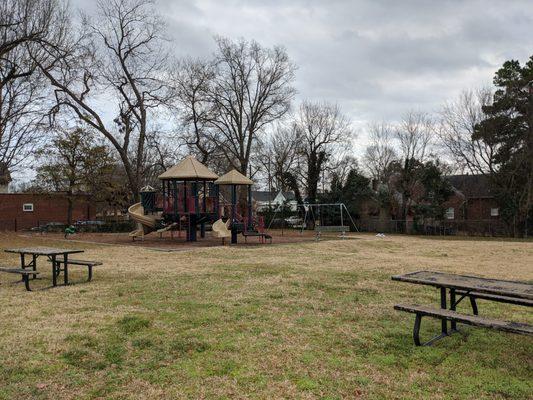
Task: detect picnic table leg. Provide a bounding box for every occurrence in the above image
[449,288,457,331]
[63,254,69,285]
[19,253,25,282]
[32,254,37,280]
[51,255,57,286]
[413,314,422,346]
[23,274,32,291]
[412,312,450,346]
[440,287,448,335]
[469,296,478,315]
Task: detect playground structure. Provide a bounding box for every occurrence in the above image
[128,156,269,244]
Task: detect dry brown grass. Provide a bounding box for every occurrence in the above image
[0,232,531,399]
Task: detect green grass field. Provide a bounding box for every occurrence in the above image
[0,232,531,399]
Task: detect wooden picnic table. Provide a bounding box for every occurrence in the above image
[4,247,84,287]
[392,270,533,345]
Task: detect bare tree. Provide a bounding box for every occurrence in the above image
[170,57,221,166]
[438,88,496,174]
[396,110,434,162]
[256,123,300,192]
[143,126,185,185]
[0,49,48,171]
[292,101,354,203]
[33,0,171,200]
[328,154,359,187]
[367,111,437,229]
[207,37,296,174]
[363,122,397,182]
[0,0,64,174]
[0,0,58,61]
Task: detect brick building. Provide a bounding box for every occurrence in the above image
[358,174,504,235]
[440,174,505,235]
[443,175,500,221]
[0,193,94,231]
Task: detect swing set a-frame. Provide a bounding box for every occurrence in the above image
[300,203,359,240]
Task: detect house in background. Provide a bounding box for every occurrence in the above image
[357,174,503,235]
[252,190,297,211]
[443,174,500,221]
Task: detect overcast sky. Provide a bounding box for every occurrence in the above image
[67,0,531,130]
[70,0,532,126]
[156,0,531,124]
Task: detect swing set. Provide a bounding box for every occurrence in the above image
[300,203,359,240]
[265,202,358,240]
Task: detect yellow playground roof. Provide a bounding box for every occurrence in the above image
[214,169,253,186]
[158,156,219,180]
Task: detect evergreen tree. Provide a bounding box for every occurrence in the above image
[341,170,373,218]
[474,56,533,236]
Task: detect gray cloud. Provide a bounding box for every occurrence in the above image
[72,0,532,144]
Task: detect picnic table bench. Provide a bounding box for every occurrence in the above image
[0,268,40,291]
[50,259,103,281]
[392,271,533,346]
[2,247,101,291]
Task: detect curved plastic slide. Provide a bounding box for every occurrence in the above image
[212,218,231,239]
[128,203,160,237]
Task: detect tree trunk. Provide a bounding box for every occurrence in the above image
[67,195,73,225]
[525,88,533,237]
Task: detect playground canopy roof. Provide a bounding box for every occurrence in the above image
[214,169,253,186]
[158,156,219,180]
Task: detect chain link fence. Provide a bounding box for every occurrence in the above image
[0,219,135,233]
[356,218,522,237]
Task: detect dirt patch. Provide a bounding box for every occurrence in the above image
[16,228,357,250]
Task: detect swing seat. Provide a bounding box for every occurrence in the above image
[314,225,349,240]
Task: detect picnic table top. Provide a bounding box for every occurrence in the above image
[392,270,533,301]
[4,247,84,256]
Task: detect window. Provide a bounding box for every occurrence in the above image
[445,207,455,220]
[490,208,499,217]
[23,203,34,212]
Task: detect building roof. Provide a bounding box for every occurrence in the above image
[280,191,296,201]
[446,174,493,199]
[252,190,295,202]
[0,192,92,197]
[158,156,219,180]
[214,169,253,185]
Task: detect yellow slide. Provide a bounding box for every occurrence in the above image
[212,218,231,242]
[128,203,161,238]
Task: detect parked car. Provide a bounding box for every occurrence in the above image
[284,216,303,226]
[30,222,66,233]
[76,220,105,226]
[75,220,106,232]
